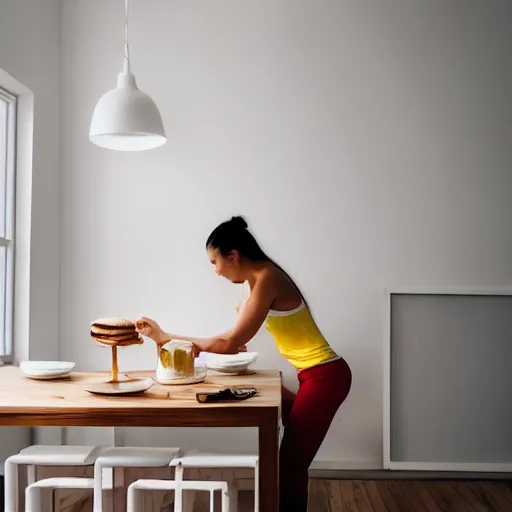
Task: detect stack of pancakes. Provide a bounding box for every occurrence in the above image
[90,317,143,347]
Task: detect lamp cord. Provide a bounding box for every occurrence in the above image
[123,0,131,74]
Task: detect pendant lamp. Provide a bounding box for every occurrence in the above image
[89,0,166,151]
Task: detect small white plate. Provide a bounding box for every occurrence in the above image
[20,361,75,379]
[197,352,257,374]
[85,376,154,396]
[24,372,73,381]
[156,365,208,385]
[207,365,253,374]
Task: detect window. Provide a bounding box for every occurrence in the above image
[0,87,16,358]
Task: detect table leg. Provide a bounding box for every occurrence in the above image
[258,410,280,512]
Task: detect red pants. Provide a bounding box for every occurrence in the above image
[279,357,352,512]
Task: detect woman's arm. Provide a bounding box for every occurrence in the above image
[156,276,275,354]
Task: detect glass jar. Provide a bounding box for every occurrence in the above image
[156,340,195,381]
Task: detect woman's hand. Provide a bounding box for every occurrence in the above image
[135,317,166,343]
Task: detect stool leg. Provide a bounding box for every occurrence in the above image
[209,489,214,512]
[174,466,183,512]
[226,481,238,512]
[113,466,127,512]
[254,460,259,512]
[4,459,19,512]
[127,484,144,512]
[93,461,104,512]
[221,486,230,512]
[173,483,183,512]
[25,485,42,512]
[175,465,195,512]
[27,465,36,485]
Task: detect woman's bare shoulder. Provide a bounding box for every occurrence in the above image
[253,265,279,291]
[264,264,302,306]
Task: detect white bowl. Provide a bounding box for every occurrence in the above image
[20,361,75,378]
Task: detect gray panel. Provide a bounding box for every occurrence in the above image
[390,294,512,463]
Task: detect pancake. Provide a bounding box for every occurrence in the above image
[90,317,143,382]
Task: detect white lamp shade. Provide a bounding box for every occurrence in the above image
[89,72,166,151]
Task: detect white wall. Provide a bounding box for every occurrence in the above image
[0,0,61,463]
[60,0,512,468]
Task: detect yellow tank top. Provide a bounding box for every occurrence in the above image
[264,301,337,370]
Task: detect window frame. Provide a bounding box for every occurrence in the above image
[0,86,17,361]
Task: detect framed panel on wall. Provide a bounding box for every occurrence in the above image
[383,287,512,472]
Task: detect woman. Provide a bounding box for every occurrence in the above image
[136,216,352,512]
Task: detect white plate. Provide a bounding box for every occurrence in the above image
[197,352,257,366]
[206,365,253,374]
[85,376,154,396]
[24,372,73,381]
[156,365,207,385]
[20,361,75,379]
[197,352,257,373]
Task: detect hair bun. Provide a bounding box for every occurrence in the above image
[230,216,248,229]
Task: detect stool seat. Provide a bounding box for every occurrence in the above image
[12,445,102,466]
[95,446,180,466]
[27,477,94,490]
[171,450,258,468]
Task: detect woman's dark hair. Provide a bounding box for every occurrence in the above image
[206,216,308,305]
[206,216,270,261]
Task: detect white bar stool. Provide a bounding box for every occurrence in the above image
[4,445,102,512]
[25,476,96,512]
[93,446,180,512]
[127,478,230,512]
[171,451,259,512]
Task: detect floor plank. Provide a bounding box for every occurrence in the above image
[362,481,389,512]
[373,481,402,512]
[385,481,415,512]
[411,481,442,512]
[339,480,358,512]
[308,479,331,512]
[352,481,375,512]
[325,480,344,511]
[396,481,430,512]
[464,481,508,512]
[477,482,512,512]
[432,482,479,512]
[494,481,512,506]
[451,482,492,512]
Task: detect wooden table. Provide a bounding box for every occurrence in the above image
[0,366,281,512]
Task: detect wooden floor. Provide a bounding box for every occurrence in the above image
[207,479,512,512]
[17,474,512,511]
[305,479,512,512]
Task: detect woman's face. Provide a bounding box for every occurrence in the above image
[207,247,243,283]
